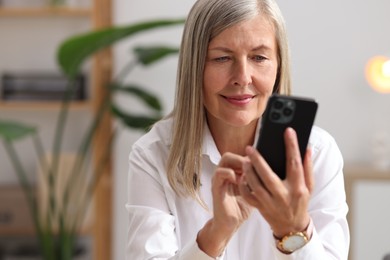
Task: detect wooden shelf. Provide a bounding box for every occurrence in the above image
[0,6,92,17]
[0,222,93,236]
[344,165,390,260]
[344,165,390,179]
[0,100,91,110]
[0,0,113,259]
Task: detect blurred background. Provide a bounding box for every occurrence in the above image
[0,0,389,259]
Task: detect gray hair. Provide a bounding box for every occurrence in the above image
[167,0,291,200]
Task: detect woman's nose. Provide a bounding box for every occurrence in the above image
[232,60,252,87]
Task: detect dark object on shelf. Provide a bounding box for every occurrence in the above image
[1,73,86,102]
[0,186,34,234]
[0,236,91,260]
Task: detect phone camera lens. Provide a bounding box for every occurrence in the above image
[274,100,283,109]
[283,108,293,116]
[271,112,281,120]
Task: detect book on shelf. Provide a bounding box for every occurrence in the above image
[1,72,86,102]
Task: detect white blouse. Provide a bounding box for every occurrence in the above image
[126,117,350,260]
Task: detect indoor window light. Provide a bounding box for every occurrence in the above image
[382,59,390,77]
[365,56,390,93]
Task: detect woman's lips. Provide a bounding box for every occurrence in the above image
[222,95,255,106]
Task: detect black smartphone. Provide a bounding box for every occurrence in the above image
[256,94,318,179]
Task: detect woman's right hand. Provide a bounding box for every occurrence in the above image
[197,152,253,257]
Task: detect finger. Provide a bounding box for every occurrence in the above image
[303,147,315,193]
[245,146,282,195]
[284,127,305,186]
[238,177,258,205]
[212,168,240,207]
[239,176,269,209]
[242,161,272,201]
[219,152,248,175]
[213,167,237,189]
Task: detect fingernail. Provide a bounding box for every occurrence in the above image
[246,146,255,155]
[286,127,296,138]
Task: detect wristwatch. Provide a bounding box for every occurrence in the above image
[275,218,314,254]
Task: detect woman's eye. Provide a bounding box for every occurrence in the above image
[253,55,267,62]
[214,56,230,62]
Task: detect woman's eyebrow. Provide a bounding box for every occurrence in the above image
[208,44,272,53]
[252,44,273,52]
[207,46,234,53]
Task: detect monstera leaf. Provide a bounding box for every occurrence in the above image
[58,19,184,78]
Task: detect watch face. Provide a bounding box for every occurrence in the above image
[283,233,308,252]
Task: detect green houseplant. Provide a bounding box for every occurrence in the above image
[0,18,184,259]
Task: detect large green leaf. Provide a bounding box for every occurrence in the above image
[0,120,36,141]
[111,104,161,131]
[110,83,162,111]
[134,46,180,66]
[57,19,185,78]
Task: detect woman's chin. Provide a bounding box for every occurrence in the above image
[224,116,259,129]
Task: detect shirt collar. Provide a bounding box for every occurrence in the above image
[201,119,262,165]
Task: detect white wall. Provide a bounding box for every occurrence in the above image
[279,1,390,166]
[113,0,390,259]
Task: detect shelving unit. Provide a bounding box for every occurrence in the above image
[0,6,92,17]
[0,1,113,259]
[344,165,390,260]
[0,101,91,110]
[0,6,92,109]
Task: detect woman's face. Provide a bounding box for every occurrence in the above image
[203,15,279,129]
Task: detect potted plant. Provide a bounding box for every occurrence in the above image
[0,18,184,260]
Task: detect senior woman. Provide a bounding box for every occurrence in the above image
[126,0,350,259]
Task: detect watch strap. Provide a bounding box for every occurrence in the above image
[275,218,314,254]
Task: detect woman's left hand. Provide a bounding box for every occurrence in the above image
[239,127,314,238]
